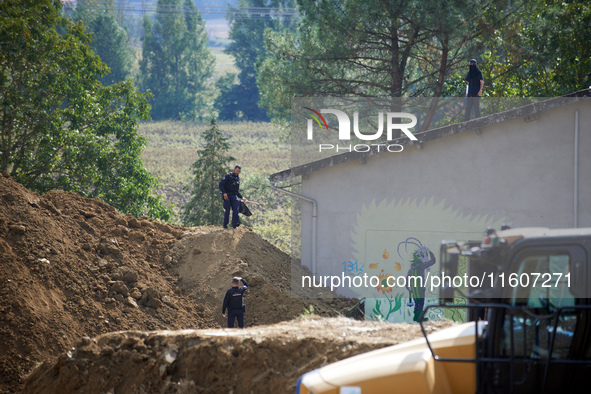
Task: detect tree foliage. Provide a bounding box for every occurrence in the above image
[215,0,295,121]
[72,0,132,86]
[140,0,214,120]
[481,0,591,96]
[257,0,532,131]
[182,118,236,226]
[0,0,172,220]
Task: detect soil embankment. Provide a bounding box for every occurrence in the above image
[21,317,451,394]
[0,174,355,393]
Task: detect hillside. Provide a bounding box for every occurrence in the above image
[0,174,349,393]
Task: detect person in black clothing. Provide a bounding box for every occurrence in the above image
[219,165,248,229]
[465,59,484,121]
[222,276,248,328]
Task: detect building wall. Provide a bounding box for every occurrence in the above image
[298,100,591,322]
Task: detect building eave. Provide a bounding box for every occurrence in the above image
[269,90,591,184]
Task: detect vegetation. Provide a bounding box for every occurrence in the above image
[139,120,292,252]
[72,0,132,86]
[477,0,591,96]
[182,119,235,226]
[257,0,591,134]
[215,0,295,121]
[140,0,214,120]
[0,0,171,220]
[257,0,525,132]
[3,0,589,252]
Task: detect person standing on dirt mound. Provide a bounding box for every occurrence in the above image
[219,165,248,229]
[222,276,249,328]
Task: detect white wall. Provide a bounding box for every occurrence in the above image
[297,100,590,320]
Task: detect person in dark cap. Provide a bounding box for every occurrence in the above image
[465,59,484,121]
[222,276,249,328]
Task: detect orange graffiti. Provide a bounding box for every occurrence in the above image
[376,271,394,295]
[394,262,402,271]
[382,249,389,259]
[369,263,379,269]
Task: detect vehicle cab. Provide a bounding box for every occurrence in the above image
[296,228,591,394]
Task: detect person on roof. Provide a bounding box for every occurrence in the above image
[465,59,484,121]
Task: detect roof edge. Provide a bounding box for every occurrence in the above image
[269,90,591,184]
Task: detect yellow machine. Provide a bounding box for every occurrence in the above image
[297,227,591,393]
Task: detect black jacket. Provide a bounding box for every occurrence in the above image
[219,172,242,199]
[222,278,248,313]
[465,65,484,97]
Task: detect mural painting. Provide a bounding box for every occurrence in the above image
[348,197,507,323]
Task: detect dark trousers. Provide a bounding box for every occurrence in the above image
[228,308,245,328]
[465,96,481,121]
[223,194,241,228]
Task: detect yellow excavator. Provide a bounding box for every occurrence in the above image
[297,227,591,393]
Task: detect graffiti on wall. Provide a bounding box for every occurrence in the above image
[350,197,507,323]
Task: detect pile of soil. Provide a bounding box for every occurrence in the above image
[21,317,453,394]
[169,228,350,328]
[0,174,352,393]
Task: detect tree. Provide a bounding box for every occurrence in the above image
[72,0,132,86]
[257,0,531,132]
[215,0,295,121]
[0,0,172,220]
[480,0,591,97]
[140,0,214,120]
[182,118,236,226]
[214,73,242,120]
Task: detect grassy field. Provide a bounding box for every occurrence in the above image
[136,40,297,253]
[139,120,293,253]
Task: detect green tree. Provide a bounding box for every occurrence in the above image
[214,73,242,120]
[140,0,214,120]
[72,0,132,86]
[257,0,530,132]
[0,0,172,220]
[215,0,295,121]
[182,118,236,226]
[480,0,591,97]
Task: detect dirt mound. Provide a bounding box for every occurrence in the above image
[21,317,453,394]
[169,228,351,328]
[0,174,352,393]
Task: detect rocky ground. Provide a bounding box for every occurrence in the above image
[0,173,450,393]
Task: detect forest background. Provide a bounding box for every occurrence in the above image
[1,0,589,254]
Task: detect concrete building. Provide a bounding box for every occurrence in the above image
[270,92,591,323]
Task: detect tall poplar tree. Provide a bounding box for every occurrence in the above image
[73,0,132,86]
[140,0,214,120]
[182,119,235,226]
[0,0,171,220]
[215,0,295,121]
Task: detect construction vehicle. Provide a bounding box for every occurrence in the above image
[296,227,591,393]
